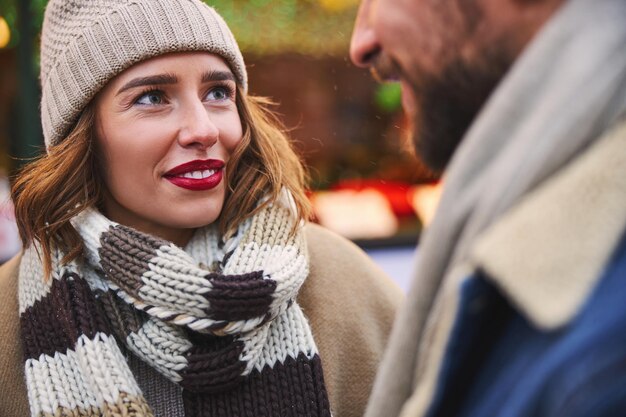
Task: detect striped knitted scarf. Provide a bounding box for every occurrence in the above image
[18,202,331,417]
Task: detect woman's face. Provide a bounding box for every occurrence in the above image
[95,52,243,246]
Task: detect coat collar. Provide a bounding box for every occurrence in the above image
[470,120,626,330]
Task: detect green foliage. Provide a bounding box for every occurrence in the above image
[31,0,47,31]
[375,83,402,113]
[0,0,12,15]
[0,0,46,49]
[0,0,17,48]
[207,0,357,55]
[0,0,358,56]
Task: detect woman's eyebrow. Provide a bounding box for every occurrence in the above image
[116,74,178,95]
[201,70,235,83]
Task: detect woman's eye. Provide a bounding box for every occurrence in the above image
[206,86,231,101]
[136,91,164,105]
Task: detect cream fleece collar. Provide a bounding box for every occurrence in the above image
[472,119,626,330]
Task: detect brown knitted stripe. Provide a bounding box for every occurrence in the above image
[99,224,165,295]
[204,271,277,321]
[36,391,154,417]
[20,272,111,360]
[182,353,331,417]
[179,332,247,393]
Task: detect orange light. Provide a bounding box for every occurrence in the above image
[318,0,359,13]
[0,17,10,49]
[410,182,443,228]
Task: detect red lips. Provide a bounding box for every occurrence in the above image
[164,159,225,191]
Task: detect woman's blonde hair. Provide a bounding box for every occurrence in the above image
[12,88,311,276]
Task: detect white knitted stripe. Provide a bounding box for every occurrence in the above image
[235,206,296,252]
[71,208,111,266]
[76,333,142,404]
[223,203,302,279]
[144,246,212,294]
[126,320,192,382]
[224,241,301,274]
[25,333,142,416]
[262,244,309,310]
[154,244,198,269]
[184,226,223,269]
[26,349,99,416]
[240,305,319,374]
[18,246,72,314]
[137,246,214,319]
[18,250,53,314]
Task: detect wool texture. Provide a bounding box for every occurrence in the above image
[18,202,331,417]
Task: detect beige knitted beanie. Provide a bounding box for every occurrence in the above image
[40,0,248,148]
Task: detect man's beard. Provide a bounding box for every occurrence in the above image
[407,49,513,174]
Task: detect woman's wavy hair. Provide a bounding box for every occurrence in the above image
[11,87,311,276]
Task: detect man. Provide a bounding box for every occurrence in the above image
[350,0,626,416]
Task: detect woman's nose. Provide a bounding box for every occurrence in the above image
[177,100,219,149]
[350,0,381,68]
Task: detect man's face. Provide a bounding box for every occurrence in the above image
[350,0,516,174]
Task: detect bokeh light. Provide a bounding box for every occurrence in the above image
[318,0,360,13]
[0,17,10,49]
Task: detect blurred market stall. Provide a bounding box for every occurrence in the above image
[0,0,439,264]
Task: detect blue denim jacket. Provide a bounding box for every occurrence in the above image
[426,231,626,417]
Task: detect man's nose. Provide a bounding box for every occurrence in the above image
[177,100,219,149]
[350,0,380,68]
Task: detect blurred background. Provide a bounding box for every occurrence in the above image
[0,0,441,289]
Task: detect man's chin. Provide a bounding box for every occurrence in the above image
[411,110,458,176]
[413,134,449,176]
[399,79,450,174]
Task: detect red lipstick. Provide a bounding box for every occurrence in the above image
[164,159,225,191]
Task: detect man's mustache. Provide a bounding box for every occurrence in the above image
[370,53,401,83]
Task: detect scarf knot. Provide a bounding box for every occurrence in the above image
[19,201,331,416]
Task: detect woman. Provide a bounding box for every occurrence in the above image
[0,0,402,416]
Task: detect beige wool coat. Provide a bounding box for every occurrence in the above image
[0,223,402,417]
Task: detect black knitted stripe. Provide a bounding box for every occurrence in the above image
[96,288,148,341]
[182,353,331,417]
[204,271,277,321]
[20,272,112,360]
[179,332,247,393]
[99,224,165,295]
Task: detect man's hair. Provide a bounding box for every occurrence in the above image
[12,87,311,277]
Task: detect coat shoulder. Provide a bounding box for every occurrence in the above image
[304,222,403,300]
[302,223,403,326]
[0,254,29,417]
[300,223,403,417]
